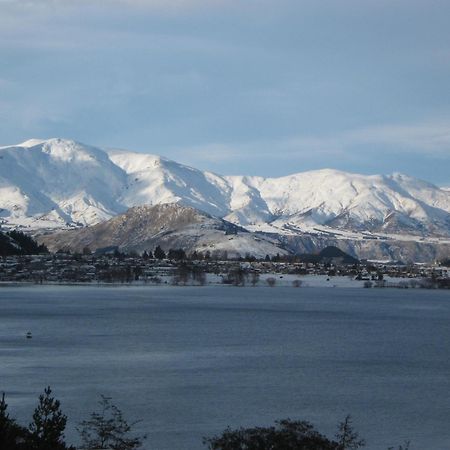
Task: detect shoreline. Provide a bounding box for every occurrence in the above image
[0,274,446,290]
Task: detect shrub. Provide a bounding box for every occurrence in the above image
[77,396,145,450]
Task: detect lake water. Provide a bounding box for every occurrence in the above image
[0,285,449,449]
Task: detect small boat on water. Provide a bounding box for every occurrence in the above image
[26,332,32,339]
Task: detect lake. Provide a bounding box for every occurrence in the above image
[0,285,449,449]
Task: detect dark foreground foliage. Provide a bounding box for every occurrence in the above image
[0,389,144,450]
[0,230,48,256]
[2,388,411,450]
[203,416,365,450]
[77,395,145,449]
[0,387,74,450]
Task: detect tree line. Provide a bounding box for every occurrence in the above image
[0,230,48,257]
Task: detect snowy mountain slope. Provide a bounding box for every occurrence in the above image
[0,139,126,228]
[224,170,450,237]
[108,150,231,217]
[39,204,287,258]
[1,138,450,246]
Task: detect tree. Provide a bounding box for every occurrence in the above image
[133,265,143,281]
[168,248,186,260]
[204,417,368,450]
[192,265,207,285]
[27,386,72,450]
[173,262,191,285]
[223,267,245,286]
[336,416,365,450]
[142,250,152,260]
[204,419,339,450]
[3,230,48,255]
[113,249,124,260]
[153,245,166,260]
[0,392,28,449]
[250,272,260,287]
[77,396,145,450]
[190,250,200,261]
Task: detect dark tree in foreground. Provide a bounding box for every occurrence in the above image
[204,418,347,450]
[27,386,73,450]
[77,396,145,450]
[0,393,28,449]
[204,417,368,450]
[336,416,365,449]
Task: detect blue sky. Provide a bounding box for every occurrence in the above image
[1,0,449,184]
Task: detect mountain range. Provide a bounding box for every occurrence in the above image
[1,138,449,261]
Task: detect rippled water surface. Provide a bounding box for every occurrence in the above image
[0,285,449,449]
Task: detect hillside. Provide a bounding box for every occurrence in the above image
[38,204,286,259]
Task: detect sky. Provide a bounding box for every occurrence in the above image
[1,0,450,185]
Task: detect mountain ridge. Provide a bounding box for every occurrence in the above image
[1,138,450,260]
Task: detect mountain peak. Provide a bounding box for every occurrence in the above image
[18,138,48,148]
[0,138,449,248]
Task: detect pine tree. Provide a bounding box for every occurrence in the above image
[27,386,71,450]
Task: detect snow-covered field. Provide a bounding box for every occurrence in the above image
[2,274,421,290]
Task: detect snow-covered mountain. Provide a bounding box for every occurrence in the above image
[0,139,126,228]
[39,203,287,258]
[1,139,450,249]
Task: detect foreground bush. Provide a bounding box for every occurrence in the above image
[1,388,411,449]
[203,416,365,450]
[0,389,143,450]
[77,395,145,449]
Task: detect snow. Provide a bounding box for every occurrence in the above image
[1,138,449,247]
[18,138,47,148]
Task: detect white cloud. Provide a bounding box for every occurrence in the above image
[340,121,450,154]
[269,120,450,158]
[175,119,450,167]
